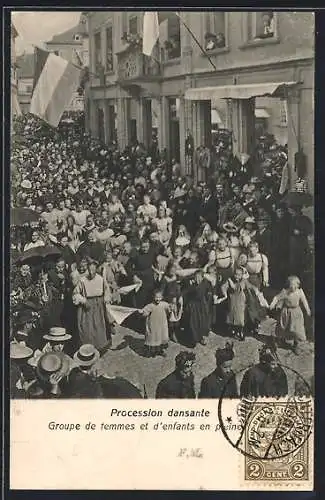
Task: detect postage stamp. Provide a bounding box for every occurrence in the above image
[243,399,312,482]
[218,364,314,486]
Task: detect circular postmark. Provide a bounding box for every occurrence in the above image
[217,363,313,462]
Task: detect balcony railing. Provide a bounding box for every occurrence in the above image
[117,44,160,82]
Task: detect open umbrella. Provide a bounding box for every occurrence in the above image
[15,246,62,266]
[11,208,40,226]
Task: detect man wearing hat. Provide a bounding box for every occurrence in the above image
[64,344,103,398]
[240,344,288,398]
[10,341,34,399]
[33,351,71,398]
[199,343,238,399]
[42,327,72,353]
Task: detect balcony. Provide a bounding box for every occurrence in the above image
[116,43,160,83]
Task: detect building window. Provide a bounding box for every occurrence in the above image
[205,12,226,50]
[26,84,33,93]
[129,16,138,35]
[94,32,102,73]
[248,11,276,41]
[74,34,81,41]
[164,14,181,60]
[54,50,59,56]
[106,25,113,72]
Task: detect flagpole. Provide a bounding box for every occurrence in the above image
[176,12,217,72]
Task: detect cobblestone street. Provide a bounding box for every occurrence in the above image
[98,320,314,398]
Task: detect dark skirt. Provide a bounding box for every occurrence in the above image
[183,298,210,345]
[217,266,233,284]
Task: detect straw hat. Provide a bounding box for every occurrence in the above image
[27,349,43,368]
[36,352,70,383]
[73,344,100,367]
[10,342,33,360]
[223,222,239,233]
[43,327,72,342]
[244,217,256,225]
[21,180,32,189]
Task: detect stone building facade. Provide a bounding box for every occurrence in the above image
[86,11,314,191]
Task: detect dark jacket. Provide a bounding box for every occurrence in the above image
[98,375,143,398]
[156,371,196,399]
[240,363,288,398]
[63,367,103,398]
[199,368,238,399]
[256,228,272,257]
[200,195,219,229]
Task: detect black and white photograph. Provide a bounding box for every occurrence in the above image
[9,10,314,401]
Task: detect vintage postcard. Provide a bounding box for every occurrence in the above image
[9,9,314,490]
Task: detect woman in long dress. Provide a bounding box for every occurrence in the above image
[72,258,111,351]
[269,275,311,354]
[182,270,212,347]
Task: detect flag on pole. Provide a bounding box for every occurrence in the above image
[142,11,180,56]
[142,12,160,56]
[30,47,81,127]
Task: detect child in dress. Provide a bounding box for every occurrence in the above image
[269,275,311,354]
[219,267,249,341]
[161,261,183,343]
[140,290,171,358]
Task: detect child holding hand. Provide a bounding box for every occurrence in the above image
[139,290,171,358]
[269,275,311,354]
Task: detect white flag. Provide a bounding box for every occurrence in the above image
[142,12,159,56]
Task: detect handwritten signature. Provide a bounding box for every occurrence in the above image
[178,448,203,458]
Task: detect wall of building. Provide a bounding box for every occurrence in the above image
[86,11,314,191]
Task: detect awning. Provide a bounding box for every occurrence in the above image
[255,108,270,118]
[184,82,297,101]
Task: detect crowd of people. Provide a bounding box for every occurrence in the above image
[10,111,313,399]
